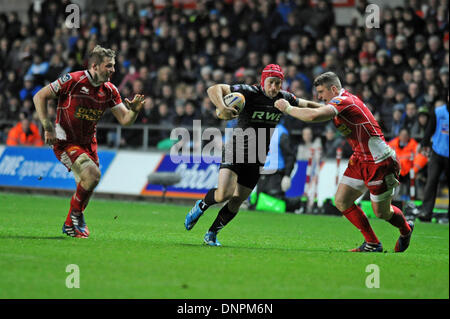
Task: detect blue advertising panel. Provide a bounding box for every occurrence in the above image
[142,154,308,199]
[0,146,115,190]
[285,160,308,198]
[142,155,221,198]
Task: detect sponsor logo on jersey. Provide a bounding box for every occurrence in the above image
[251,111,282,122]
[59,73,72,84]
[337,123,352,136]
[74,106,104,121]
[80,86,90,95]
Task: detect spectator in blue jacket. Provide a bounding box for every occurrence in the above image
[19,75,42,101]
[417,102,449,222]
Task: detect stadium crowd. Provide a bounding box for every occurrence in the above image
[0,0,448,154]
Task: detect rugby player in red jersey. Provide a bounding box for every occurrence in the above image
[275,72,414,252]
[33,45,145,238]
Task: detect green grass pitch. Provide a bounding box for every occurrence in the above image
[0,192,448,299]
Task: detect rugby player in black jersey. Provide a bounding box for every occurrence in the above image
[184,64,312,246]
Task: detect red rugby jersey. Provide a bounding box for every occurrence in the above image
[327,89,395,163]
[49,70,122,145]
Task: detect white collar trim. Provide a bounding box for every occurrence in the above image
[85,70,101,87]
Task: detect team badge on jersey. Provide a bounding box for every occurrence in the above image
[59,73,72,83]
[330,98,343,105]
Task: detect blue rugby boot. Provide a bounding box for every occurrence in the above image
[204,231,221,246]
[185,200,204,231]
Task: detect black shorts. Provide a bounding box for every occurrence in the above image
[219,163,262,189]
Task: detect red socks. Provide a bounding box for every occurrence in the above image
[388,205,411,236]
[342,204,380,244]
[342,204,411,243]
[65,184,93,224]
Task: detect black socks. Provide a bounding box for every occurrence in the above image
[208,204,237,234]
[198,188,237,233]
[199,188,217,211]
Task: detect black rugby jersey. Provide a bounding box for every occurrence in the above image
[222,84,299,165]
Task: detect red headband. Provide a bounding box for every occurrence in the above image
[260,64,284,89]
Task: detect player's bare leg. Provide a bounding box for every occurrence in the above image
[185,168,237,231]
[371,196,413,253]
[63,154,101,238]
[74,156,101,192]
[205,183,253,246]
[335,183,382,252]
[334,183,364,212]
[212,168,238,204]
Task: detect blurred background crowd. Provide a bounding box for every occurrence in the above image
[0,0,448,163]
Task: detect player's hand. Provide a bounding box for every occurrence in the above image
[217,106,239,120]
[125,94,145,113]
[275,99,289,112]
[44,130,57,146]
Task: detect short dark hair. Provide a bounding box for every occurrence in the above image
[313,71,342,90]
[399,127,410,135]
[88,45,115,67]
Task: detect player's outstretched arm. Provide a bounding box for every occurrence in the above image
[207,84,238,120]
[275,99,335,123]
[111,94,145,126]
[297,98,322,109]
[33,85,57,145]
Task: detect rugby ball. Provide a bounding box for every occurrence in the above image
[216,92,245,119]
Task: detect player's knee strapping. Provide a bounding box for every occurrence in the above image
[72,153,100,187]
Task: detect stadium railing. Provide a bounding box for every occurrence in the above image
[0,120,394,150]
